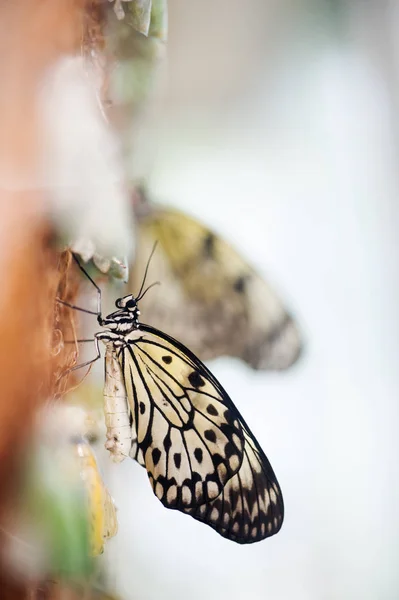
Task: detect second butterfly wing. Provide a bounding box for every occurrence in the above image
[131,201,302,370]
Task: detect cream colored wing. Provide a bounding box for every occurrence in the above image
[113,324,283,543]
[130,202,302,370]
[118,326,245,510]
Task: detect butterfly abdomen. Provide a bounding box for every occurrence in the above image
[103,343,136,463]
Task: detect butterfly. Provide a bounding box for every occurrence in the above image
[64,254,284,544]
[131,190,302,371]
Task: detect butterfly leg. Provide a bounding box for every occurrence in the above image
[60,336,101,377]
[71,253,102,318]
[56,253,104,318]
[56,298,99,317]
[64,339,95,343]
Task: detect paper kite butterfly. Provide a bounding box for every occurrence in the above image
[60,250,284,544]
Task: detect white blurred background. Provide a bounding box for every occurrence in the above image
[103,2,399,598]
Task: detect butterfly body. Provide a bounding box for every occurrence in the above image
[103,343,135,463]
[96,293,284,543]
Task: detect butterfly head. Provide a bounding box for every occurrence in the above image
[99,294,141,332]
[116,295,139,312]
[115,294,141,324]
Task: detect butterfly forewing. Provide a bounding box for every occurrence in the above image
[106,324,284,542]
[116,326,245,510]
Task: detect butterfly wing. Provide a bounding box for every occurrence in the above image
[113,324,283,542]
[183,426,283,543]
[131,202,302,370]
[115,326,245,509]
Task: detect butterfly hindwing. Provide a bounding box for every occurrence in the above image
[116,325,245,510]
[183,426,284,543]
[131,200,302,371]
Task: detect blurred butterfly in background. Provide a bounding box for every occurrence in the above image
[130,187,302,371]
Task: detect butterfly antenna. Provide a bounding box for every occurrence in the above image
[136,241,158,300]
[136,281,160,302]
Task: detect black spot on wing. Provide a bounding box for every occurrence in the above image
[163,433,172,452]
[194,448,203,463]
[162,355,172,364]
[139,402,146,414]
[206,404,218,416]
[212,453,224,467]
[173,453,182,469]
[204,429,217,443]
[152,448,161,466]
[224,442,237,458]
[188,370,205,388]
[233,275,248,294]
[203,232,216,258]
